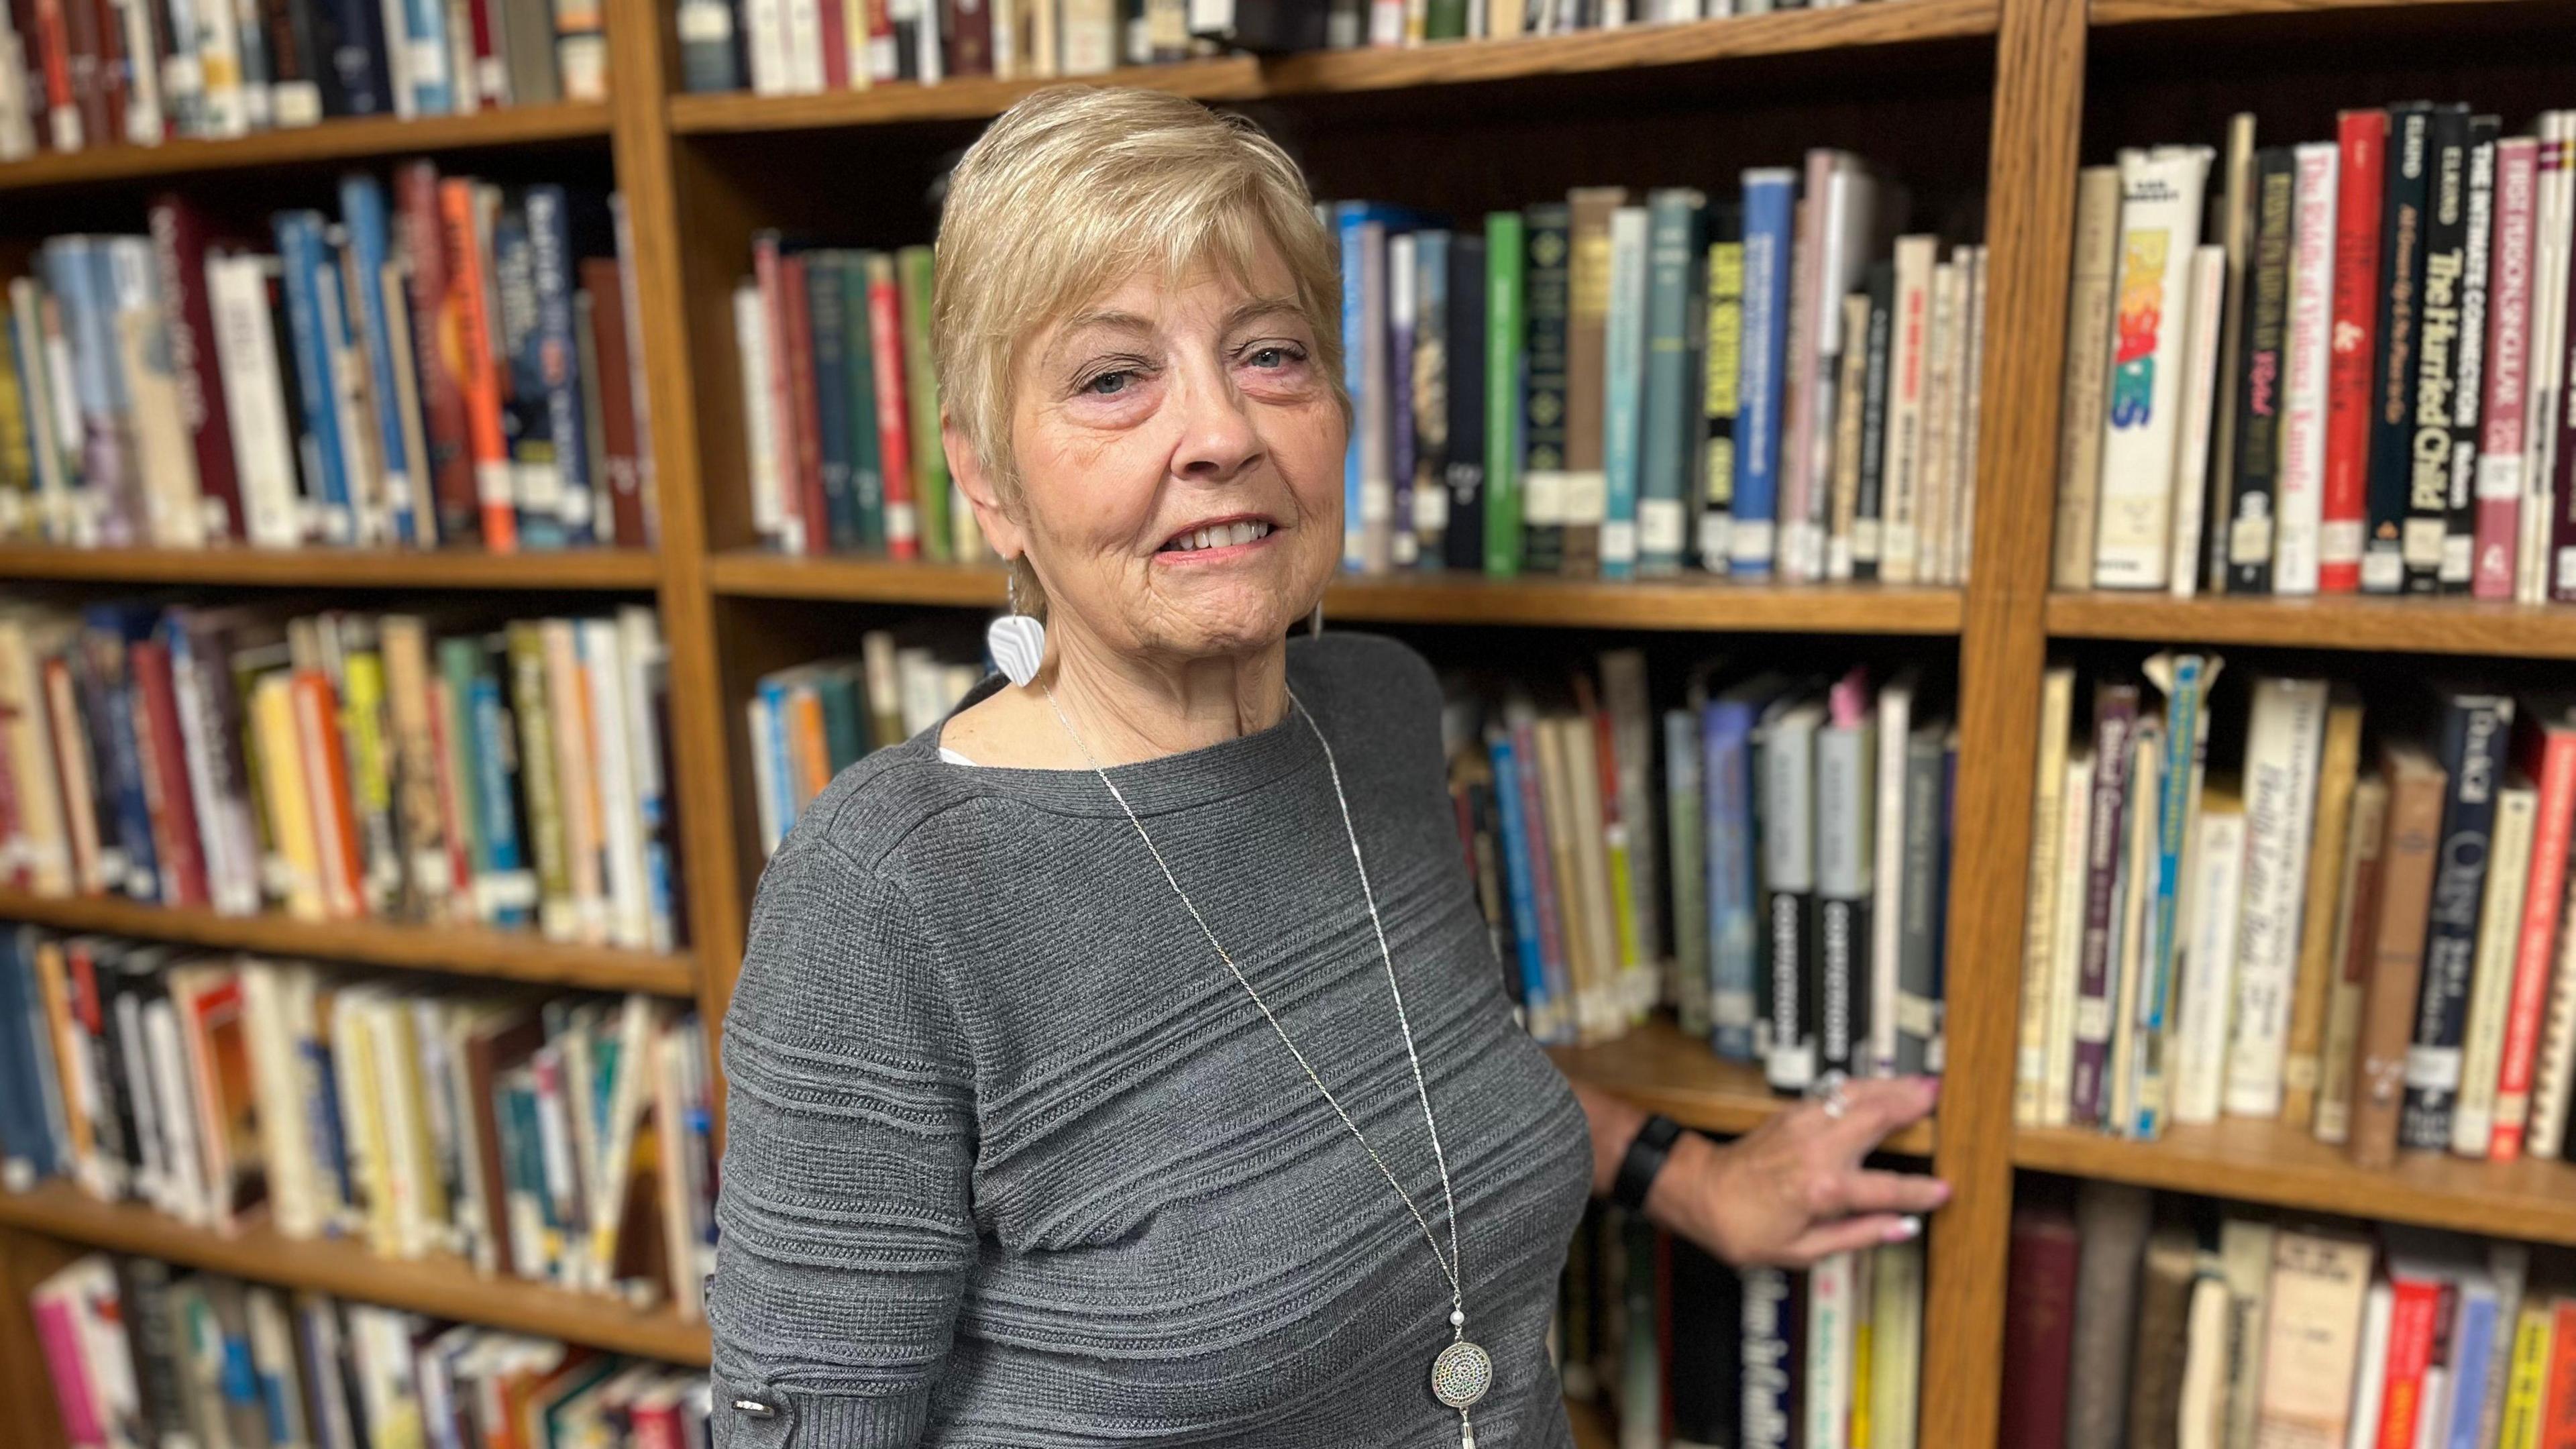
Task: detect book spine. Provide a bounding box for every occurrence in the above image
[1707,702,1759,1062]
[1388,232,1414,568]
[2352,747,2449,1169]
[2367,105,2435,594]
[2016,665,2074,1125]
[1815,694,1871,1083]
[864,253,915,560]
[2323,111,2387,593]
[2443,119,2499,593]
[492,207,561,550]
[1483,211,1523,578]
[1851,262,1894,582]
[2401,691,2514,1148]
[2200,117,2257,596]
[2277,143,2339,594]
[1762,705,1818,1093]
[526,186,592,547]
[1742,1266,1799,1449]
[1519,203,1570,577]
[2476,138,2538,600]
[396,164,473,545]
[1896,720,1942,1078]
[2053,166,2121,590]
[2532,116,2573,604]
[2405,108,2471,594]
[583,257,647,549]
[1637,191,1699,576]
[1731,169,1794,575]
[1354,221,1391,574]
[2224,676,2327,1120]
[2133,651,2219,1136]
[2451,780,2535,1156]
[146,196,242,542]
[802,256,857,552]
[1487,735,1556,1038]
[1699,222,1743,572]
[271,215,352,543]
[1601,205,1650,579]
[2494,716,2576,1160]
[2223,148,2294,593]
[894,247,949,562]
[441,181,513,551]
[1442,233,1487,572]
[2315,775,2391,1144]
[504,622,571,940]
[2072,684,2139,1127]
[337,175,417,544]
[2095,147,2214,590]
[2282,694,2364,1130]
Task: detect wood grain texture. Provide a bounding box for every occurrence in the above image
[2017,1121,2576,1246]
[1564,1395,1613,1449]
[2092,0,2559,23]
[1548,1019,1937,1155]
[709,552,1968,633]
[1919,0,2085,1442]
[0,1181,712,1363]
[0,890,698,994]
[0,104,612,193]
[0,1226,87,1447]
[0,545,661,590]
[2048,591,2576,657]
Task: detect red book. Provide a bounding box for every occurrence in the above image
[2000,1206,2080,1449]
[146,196,245,541]
[56,0,99,149]
[466,0,500,105]
[441,179,517,553]
[780,255,831,561]
[818,0,849,88]
[11,0,58,151]
[399,163,479,545]
[580,257,647,550]
[129,639,209,908]
[865,254,916,559]
[84,0,119,142]
[751,234,808,554]
[2495,696,2576,1159]
[2546,1299,2576,1449]
[2475,138,2539,600]
[2322,109,2387,594]
[2376,1273,2446,1449]
[943,0,991,76]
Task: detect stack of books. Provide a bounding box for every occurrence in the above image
[1447,653,1953,1089]
[2015,657,2576,1169]
[0,172,656,553]
[30,1254,710,1446]
[747,630,982,856]
[2057,106,2576,604]
[0,930,720,1314]
[2008,1185,2576,1449]
[676,0,1904,97]
[1559,1204,1925,1449]
[0,600,684,952]
[0,0,602,162]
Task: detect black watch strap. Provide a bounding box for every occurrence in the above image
[1610,1113,1684,1212]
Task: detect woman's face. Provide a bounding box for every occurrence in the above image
[959,238,1346,664]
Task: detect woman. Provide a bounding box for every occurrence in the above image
[709,86,1945,1449]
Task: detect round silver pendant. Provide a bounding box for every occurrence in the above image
[1430,1340,1493,1409]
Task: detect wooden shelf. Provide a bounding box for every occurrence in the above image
[668,0,1996,135]
[0,103,613,193]
[0,1181,710,1364]
[0,545,661,591]
[2090,0,2559,24]
[708,551,1966,634]
[0,892,696,997]
[1566,1396,1613,1449]
[2047,590,2576,659]
[2015,1120,2576,1246]
[1547,1018,1937,1156]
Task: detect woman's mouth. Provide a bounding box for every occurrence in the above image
[1157,519,1276,555]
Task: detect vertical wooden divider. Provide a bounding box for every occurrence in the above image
[602,0,751,1122]
[1919,0,2084,1442]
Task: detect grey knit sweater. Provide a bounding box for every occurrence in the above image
[708,633,1593,1449]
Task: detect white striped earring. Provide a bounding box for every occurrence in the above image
[987,566,1046,688]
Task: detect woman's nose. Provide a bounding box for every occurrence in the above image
[1172,366,1263,484]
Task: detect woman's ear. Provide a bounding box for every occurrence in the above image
[945,417,1025,561]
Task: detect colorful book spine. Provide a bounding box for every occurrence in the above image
[1519,201,1570,578]
[2405,106,2470,594]
[271,213,354,545]
[1705,690,1764,1063]
[1699,210,1743,574]
[2072,680,2139,1128]
[2367,104,2436,594]
[2276,142,2339,595]
[2322,111,2387,593]
[1599,205,1648,580]
[2225,147,2294,594]
[1730,168,1794,576]
[1483,211,1523,579]
[337,176,419,545]
[2093,146,2214,590]
[2475,137,2538,600]
[2400,688,2514,1149]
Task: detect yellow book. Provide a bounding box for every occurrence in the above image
[341,643,400,916]
[1851,1259,1876,1449]
[331,988,400,1257]
[2499,1301,2554,1449]
[372,994,449,1258]
[252,673,325,920]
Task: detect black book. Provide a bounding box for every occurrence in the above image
[1668,1236,1744,1449]
[1442,233,1489,573]
[1410,231,1452,568]
[1853,260,1895,582]
[2367,103,2438,594]
[1701,202,1746,574]
[2400,685,2515,1148]
[313,0,394,115]
[1760,691,1823,1097]
[117,1256,187,1447]
[256,0,327,125]
[2404,105,2472,594]
[1741,1265,1803,1449]
[1521,203,1572,576]
[2226,147,2296,594]
[1185,0,1330,52]
[2443,117,2502,592]
[82,938,142,1195]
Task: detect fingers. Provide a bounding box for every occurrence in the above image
[1837,1169,1953,1217]
[1826,1075,1940,1149]
[1774,1213,1924,1267]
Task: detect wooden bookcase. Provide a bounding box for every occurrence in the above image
[5,0,2575,1442]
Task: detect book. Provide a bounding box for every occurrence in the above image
[2451,773,2536,1157]
[2002,1206,2080,1449]
[2315,771,2392,1146]
[2053,165,2122,591]
[2224,675,2327,1121]
[2400,687,2514,1149]
[2068,1181,2153,1447]
[2276,141,2339,595]
[2095,146,2216,590]
[2495,696,2576,1160]
[2222,146,2294,594]
[2280,688,2365,1132]
[1731,168,1795,576]
[2252,1226,2377,1448]
[1518,201,1570,577]
[2324,109,2387,593]
[2370,103,2438,594]
[2351,738,2451,1169]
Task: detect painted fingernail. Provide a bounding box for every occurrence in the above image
[1933,1179,1954,1203]
[1888,1215,1923,1242]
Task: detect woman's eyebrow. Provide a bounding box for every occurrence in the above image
[1223,297,1305,330]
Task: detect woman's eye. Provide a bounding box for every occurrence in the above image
[1247,346,1300,368]
[1085,370,1132,396]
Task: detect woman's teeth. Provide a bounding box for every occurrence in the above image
[1162,521,1273,552]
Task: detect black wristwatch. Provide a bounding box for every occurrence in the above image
[1611,1113,1684,1212]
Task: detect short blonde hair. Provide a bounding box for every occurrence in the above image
[932,87,1346,619]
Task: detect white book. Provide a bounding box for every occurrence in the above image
[2527,113,2575,604]
[118,0,166,143]
[2108,718,2162,1135]
[109,239,209,548]
[2165,246,2229,600]
[2017,666,2077,1126]
[194,0,250,134]
[618,606,678,953]
[2346,1282,2396,1449]
[2094,145,2217,590]
[1879,235,1938,584]
[366,994,442,1258]
[2043,749,2096,1128]
[10,281,75,545]
[2179,1268,2231,1449]
[582,619,652,951]
[2171,793,2245,1126]
[1872,673,1915,1079]
[784,0,825,90]
[241,963,323,1238]
[1806,1251,1856,1449]
[0,32,34,162]
[1951,244,1989,586]
[2224,676,2328,1119]
[1913,261,1959,589]
[733,282,786,547]
[207,255,303,547]
[745,0,791,93]
[2525,860,2576,1160]
[2453,779,2537,1155]
[747,694,783,859]
[2274,142,2339,595]
[144,998,209,1226]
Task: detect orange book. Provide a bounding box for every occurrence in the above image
[790,685,832,808]
[292,671,367,920]
[30,936,91,1187]
[2546,1299,2576,1449]
[440,179,516,553]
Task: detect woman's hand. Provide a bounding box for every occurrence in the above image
[1657,1077,1947,1268]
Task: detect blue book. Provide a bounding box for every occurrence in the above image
[80,604,162,902]
[492,205,563,549]
[1639,189,1705,576]
[1336,203,1379,573]
[299,1026,356,1226]
[1485,732,1554,1041]
[0,928,62,1180]
[804,255,861,551]
[1703,676,1782,1063]
[1731,169,1797,576]
[2133,651,2219,1139]
[759,678,799,841]
[468,662,532,928]
[338,176,418,544]
[1601,206,1649,581]
[272,213,354,543]
[398,0,454,113]
[42,238,138,541]
[2443,1280,2502,1449]
[2403,686,2517,1148]
[317,0,394,115]
[523,187,593,547]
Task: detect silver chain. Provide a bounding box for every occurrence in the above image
[1038,683,1467,1330]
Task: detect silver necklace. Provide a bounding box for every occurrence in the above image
[1040,682,1495,1449]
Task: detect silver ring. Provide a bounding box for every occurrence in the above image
[1816,1075,1850,1121]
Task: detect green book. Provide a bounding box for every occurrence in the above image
[896,245,951,561]
[818,660,868,771]
[839,253,886,551]
[504,621,572,940]
[1484,211,1524,578]
[1424,0,1465,38]
[434,636,488,900]
[1520,203,1571,577]
[1639,189,1705,577]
